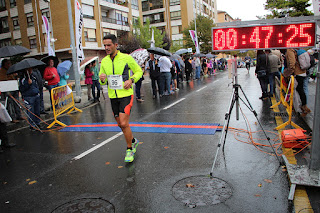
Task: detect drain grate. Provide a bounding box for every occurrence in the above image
[172,175,232,208]
[51,198,115,213]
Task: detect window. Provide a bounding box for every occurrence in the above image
[12,17,19,30]
[42,9,50,22]
[0,17,9,34]
[170,0,180,6]
[170,11,181,20]
[132,0,139,10]
[142,0,163,11]
[87,29,96,42]
[9,0,16,7]
[103,29,117,37]
[84,30,88,42]
[0,39,11,48]
[83,4,94,19]
[26,13,34,27]
[29,37,37,49]
[0,0,5,12]
[171,25,182,35]
[116,11,128,26]
[15,39,22,45]
[24,0,31,4]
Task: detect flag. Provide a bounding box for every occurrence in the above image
[189,30,200,54]
[42,15,55,56]
[75,0,84,74]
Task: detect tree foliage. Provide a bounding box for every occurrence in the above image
[117,31,141,54]
[133,18,165,49]
[264,0,313,19]
[182,15,216,53]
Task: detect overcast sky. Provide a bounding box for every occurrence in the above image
[217,0,314,21]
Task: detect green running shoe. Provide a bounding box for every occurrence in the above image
[132,138,139,153]
[125,149,134,162]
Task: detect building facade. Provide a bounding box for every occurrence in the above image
[0,0,217,61]
[141,0,217,46]
[217,10,234,23]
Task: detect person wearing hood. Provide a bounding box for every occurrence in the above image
[19,68,41,130]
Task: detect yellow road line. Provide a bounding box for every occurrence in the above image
[270,97,313,213]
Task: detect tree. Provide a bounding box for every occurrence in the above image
[182,15,216,53]
[263,0,313,19]
[133,18,165,49]
[117,31,141,54]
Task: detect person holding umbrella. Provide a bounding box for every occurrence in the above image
[19,68,41,130]
[57,60,72,86]
[43,58,60,107]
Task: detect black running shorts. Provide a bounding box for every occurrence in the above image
[110,95,133,117]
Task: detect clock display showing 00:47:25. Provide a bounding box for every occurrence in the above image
[212,22,316,51]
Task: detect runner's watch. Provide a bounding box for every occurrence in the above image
[131,78,134,83]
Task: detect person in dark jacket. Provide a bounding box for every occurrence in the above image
[32,68,47,114]
[145,53,160,99]
[184,56,193,82]
[255,50,270,99]
[19,68,41,130]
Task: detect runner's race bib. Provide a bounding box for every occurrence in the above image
[108,75,123,90]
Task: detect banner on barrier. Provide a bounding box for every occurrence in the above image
[48,84,82,128]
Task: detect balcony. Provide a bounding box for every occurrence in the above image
[103,0,128,7]
[102,17,129,26]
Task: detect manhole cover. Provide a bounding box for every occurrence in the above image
[51,198,115,213]
[172,175,232,207]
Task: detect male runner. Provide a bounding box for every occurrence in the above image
[99,34,143,162]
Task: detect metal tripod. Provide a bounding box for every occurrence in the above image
[209,83,282,177]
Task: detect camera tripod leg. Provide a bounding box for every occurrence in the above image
[210,89,237,177]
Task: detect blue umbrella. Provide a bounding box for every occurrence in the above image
[57,60,72,76]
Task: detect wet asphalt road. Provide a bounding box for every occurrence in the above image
[0,68,305,212]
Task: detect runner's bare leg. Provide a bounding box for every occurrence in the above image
[115,113,133,148]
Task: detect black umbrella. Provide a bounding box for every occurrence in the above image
[175,48,188,55]
[147,47,172,57]
[7,58,46,75]
[0,45,31,58]
[40,55,59,67]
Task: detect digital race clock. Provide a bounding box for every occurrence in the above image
[212,22,316,51]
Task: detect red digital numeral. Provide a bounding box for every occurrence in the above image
[226,29,237,50]
[286,25,299,47]
[250,27,260,48]
[214,30,226,50]
[261,26,273,48]
[299,24,313,47]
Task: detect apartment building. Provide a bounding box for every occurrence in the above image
[0,0,217,60]
[217,10,234,23]
[141,0,217,46]
[0,0,142,61]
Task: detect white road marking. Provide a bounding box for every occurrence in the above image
[163,98,186,110]
[196,86,207,92]
[73,132,123,160]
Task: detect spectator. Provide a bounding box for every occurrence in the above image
[286,49,311,116]
[59,73,69,86]
[184,56,193,82]
[171,60,179,91]
[174,59,181,87]
[191,57,196,80]
[91,61,101,102]
[0,59,23,123]
[265,49,280,97]
[195,57,201,79]
[304,49,316,104]
[145,53,160,99]
[32,68,47,114]
[158,56,172,97]
[84,64,93,101]
[43,58,60,107]
[255,50,269,99]
[19,68,41,130]
[0,90,16,153]
[202,57,208,77]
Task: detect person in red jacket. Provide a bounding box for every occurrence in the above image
[43,59,60,107]
[84,64,93,101]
